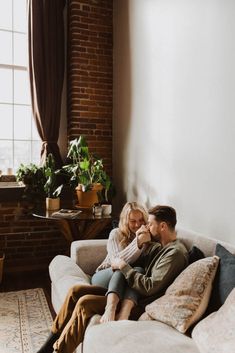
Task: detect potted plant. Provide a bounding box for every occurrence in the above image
[44,153,63,211]
[62,136,112,208]
[16,163,46,208]
[98,172,114,215]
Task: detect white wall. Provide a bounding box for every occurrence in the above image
[113,0,235,244]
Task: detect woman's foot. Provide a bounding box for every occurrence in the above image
[100,292,119,323]
[116,299,134,320]
[116,309,130,320]
[100,303,117,323]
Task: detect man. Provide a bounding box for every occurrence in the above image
[112,205,188,318]
[38,205,188,353]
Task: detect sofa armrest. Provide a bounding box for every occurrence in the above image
[70,239,108,276]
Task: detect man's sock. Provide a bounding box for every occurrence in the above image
[37,332,59,353]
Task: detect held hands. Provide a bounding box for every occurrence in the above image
[111,258,127,270]
[136,225,151,248]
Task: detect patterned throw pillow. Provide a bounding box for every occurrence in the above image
[192,288,235,353]
[144,256,219,333]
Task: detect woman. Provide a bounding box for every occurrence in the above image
[91,201,148,322]
[37,201,149,353]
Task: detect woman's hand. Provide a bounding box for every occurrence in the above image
[111,258,127,270]
[136,225,151,248]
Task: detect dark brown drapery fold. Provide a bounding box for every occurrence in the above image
[28,0,65,167]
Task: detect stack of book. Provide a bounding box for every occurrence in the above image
[51,209,82,219]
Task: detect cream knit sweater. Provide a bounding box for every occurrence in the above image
[96,228,144,271]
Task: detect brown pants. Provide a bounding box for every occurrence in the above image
[52,284,107,353]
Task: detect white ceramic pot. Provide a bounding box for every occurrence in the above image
[101,204,112,216]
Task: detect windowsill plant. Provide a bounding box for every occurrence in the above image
[16,163,46,208]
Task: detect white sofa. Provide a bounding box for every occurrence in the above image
[49,228,235,353]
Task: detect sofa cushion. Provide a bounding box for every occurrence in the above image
[188,245,205,265]
[84,320,200,353]
[192,288,235,353]
[144,256,219,333]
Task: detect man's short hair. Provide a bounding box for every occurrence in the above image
[148,205,177,230]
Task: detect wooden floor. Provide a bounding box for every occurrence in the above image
[0,270,56,319]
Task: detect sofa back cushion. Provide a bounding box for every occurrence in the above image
[176,227,235,257]
[70,239,107,275]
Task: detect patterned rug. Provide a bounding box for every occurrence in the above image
[0,288,53,353]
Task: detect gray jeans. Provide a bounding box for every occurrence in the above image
[91,267,144,304]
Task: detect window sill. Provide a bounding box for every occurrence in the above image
[0,182,25,202]
[0,181,24,188]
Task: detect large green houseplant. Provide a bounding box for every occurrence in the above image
[62,136,112,207]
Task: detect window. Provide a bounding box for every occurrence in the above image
[0,0,40,175]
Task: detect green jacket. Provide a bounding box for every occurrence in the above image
[121,239,188,301]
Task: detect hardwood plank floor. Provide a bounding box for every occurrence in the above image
[0,270,56,319]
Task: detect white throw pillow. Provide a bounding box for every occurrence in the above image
[144,256,219,333]
[192,288,235,353]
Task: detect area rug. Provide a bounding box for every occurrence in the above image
[0,288,53,353]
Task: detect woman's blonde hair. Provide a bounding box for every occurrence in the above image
[118,202,148,247]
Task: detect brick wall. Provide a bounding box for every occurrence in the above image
[0,199,67,274]
[67,0,113,176]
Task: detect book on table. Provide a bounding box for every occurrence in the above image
[51,209,82,219]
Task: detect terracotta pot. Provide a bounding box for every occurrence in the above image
[75,183,103,207]
[46,197,60,211]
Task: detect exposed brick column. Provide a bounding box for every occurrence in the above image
[67,0,113,176]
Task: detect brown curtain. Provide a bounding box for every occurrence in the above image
[28,0,65,167]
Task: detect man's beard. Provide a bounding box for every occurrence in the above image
[150,233,160,241]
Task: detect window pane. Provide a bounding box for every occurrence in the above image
[14,140,30,167]
[0,0,12,30]
[13,0,27,33]
[0,30,12,64]
[32,141,41,165]
[14,105,31,139]
[0,140,13,173]
[14,33,27,66]
[0,104,13,138]
[0,68,12,103]
[0,0,42,171]
[14,70,30,104]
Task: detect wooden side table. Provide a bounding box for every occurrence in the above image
[32,208,112,244]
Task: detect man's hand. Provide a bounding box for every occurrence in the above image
[111,258,127,270]
[136,225,151,248]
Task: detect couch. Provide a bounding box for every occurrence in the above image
[49,227,235,353]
